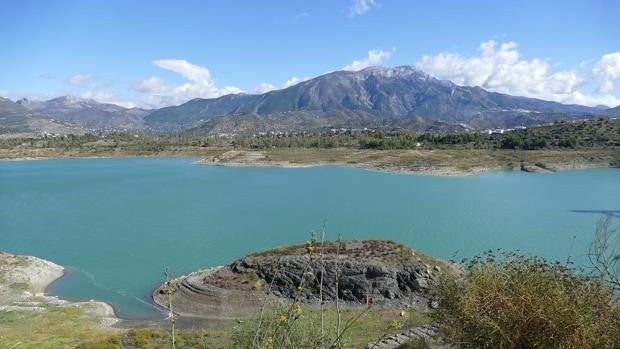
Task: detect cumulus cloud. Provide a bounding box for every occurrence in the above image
[343,49,392,71]
[69,74,92,85]
[135,77,166,93]
[254,82,276,93]
[416,40,620,107]
[593,52,620,94]
[80,91,136,109]
[284,76,310,87]
[349,0,376,17]
[134,59,243,107]
[0,90,10,98]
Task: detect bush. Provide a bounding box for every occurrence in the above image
[432,251,620,349]
[500,134,523,149]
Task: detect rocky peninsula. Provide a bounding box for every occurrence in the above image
[153,240,458,319]
[0,251,118,327]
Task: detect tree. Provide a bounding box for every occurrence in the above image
[500,133,523,149]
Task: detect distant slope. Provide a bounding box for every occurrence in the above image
[145,93,257,131]
[18,96,149,131]
[0,97,82,135]
[600,105,620,116]
[146,66,600,134]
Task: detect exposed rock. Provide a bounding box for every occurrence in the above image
[153,240,458,319]
[364,325,458,348]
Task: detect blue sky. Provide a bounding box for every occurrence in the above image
[1,0,619,108]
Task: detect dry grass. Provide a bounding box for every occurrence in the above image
[432,251,620,349]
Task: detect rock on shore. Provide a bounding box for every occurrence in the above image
[153,240,457,319]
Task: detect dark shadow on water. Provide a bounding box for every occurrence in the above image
[571,210,620,218]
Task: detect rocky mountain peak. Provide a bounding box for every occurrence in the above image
[358,65,430,80]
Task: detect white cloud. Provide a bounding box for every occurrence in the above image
[251,77,311,94]
[80,91,136,109]
[343,49,393,71]
[284,76,310,88]
[349,0,376,17]
[593,52,620,94]
[0,90,10,98]
[416,40,620,107]
[254,82,276,93]
[135,77,166,93]
[69,74,92,85]
[135,59,243,107]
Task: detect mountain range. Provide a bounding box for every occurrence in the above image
[17,96,149,131]
[2,66,619,136]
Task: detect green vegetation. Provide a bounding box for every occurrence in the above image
[9,282,30,291]
[249,240,452,273]
[1,118,617,175]
[230,306,428,349]
[0,118,618,157]
[0,307,116,349]
[76,328,230,349]
[232,118,620,150]
[0,307,422,349]
[431,250,620,349]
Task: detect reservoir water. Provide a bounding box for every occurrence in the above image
[0,157,618,319]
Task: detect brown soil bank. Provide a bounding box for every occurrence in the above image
[153,240,458,319]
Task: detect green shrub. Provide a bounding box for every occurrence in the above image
[9,282,30,291]
[432,251,620,349]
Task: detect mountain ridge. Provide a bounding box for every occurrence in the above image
[17,95,150,131]
[0,97,83,135]
[145,65,602,134]
[3,66,617,135]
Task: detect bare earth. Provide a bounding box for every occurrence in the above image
[1,146,618,176]
[0,252,119,327]
[199,148,620,176]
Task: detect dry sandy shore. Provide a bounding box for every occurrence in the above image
[0,252,119,328]
[1,147,617,176]
[199,148,620,176]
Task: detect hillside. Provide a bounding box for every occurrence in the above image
[600,105,620,116]
[0,97,82,136]
[18,95,150,131]
[146,66,601,134]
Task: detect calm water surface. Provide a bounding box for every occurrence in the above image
[1,158,618,319]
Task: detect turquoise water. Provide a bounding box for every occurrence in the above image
[0,157,618,319]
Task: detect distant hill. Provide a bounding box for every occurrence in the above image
[18,95,150,131]
[600,105,620,116]
[146,66,601,134]
[0,97,82,135]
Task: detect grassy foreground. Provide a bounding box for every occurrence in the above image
[0,307,428,349]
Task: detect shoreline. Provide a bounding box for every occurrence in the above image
[197,149,619,176]
[0,252,120,328]
[1,147,618,177]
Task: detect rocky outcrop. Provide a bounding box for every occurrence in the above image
[153,240,457,319]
